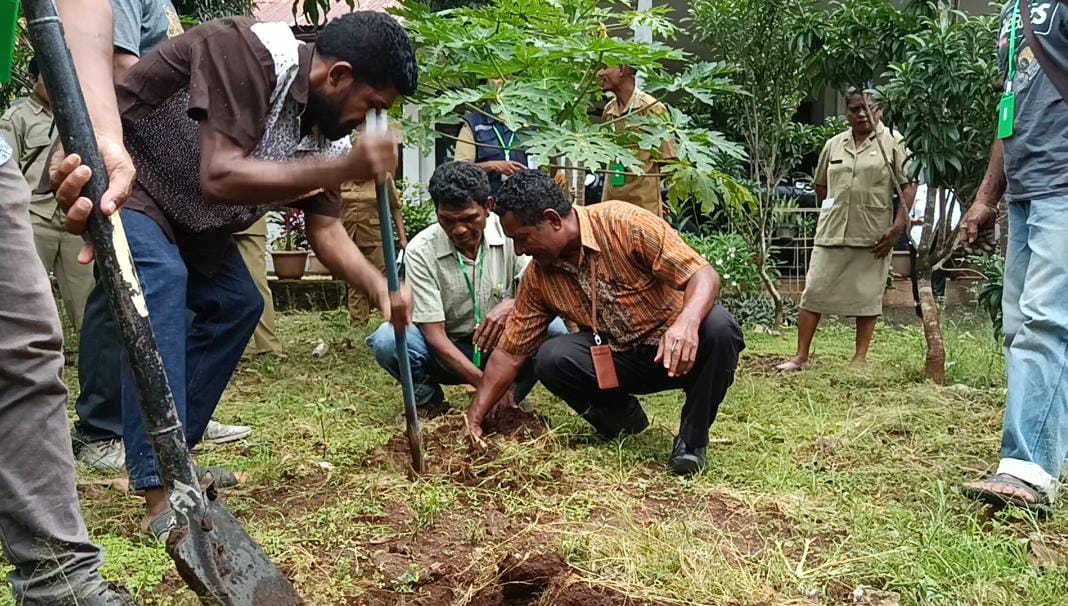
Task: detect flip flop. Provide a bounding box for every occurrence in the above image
[775,360,813,372]
[195,465,245,490]
[962,473,1054,515]
[142,509,176,543]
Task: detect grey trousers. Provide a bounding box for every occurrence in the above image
[0,158,108,603]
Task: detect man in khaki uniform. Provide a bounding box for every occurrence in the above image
[598,64,677,216]
[1,57,95,329]
[234,216,283,356]
[778,90,915,371]
[341,178,408,323]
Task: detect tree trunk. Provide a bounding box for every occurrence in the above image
[757,230,784,327]
[918,279,946,385]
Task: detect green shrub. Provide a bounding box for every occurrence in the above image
[681,232,770,297]
[721,293,799,327]
[398,180,436,239]
[971,254,1004,342]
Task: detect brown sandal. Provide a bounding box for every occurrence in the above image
[962,473,1053,515]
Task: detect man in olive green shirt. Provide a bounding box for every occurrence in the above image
[367,161,565,415]
[598,64,677,216]
[1,57,95,330]
[234,216,283,356]
[341,178,407,324]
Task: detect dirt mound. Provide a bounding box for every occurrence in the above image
[469,553,669,606]
[372,407,546,479]
[482,405,546,438]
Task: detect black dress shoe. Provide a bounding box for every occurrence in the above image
[586,401,649,440]
[668,436,707,476]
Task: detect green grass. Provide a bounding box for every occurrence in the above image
[3,311,1068,605]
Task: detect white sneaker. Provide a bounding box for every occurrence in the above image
[76,439,125,473]
[202,420,252,444]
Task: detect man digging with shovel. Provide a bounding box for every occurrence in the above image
[56,11,418,541]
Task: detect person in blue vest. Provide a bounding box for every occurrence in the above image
[454,107,534,195]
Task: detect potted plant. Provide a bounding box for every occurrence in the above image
[269,209,309,280]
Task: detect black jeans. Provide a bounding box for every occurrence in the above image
[534,305,745,448]
[73,280,124,443]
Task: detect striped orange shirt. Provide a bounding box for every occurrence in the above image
[499,201,709,356]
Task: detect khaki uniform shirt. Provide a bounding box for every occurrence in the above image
[405,213,529,339]
[0,96,58,221]
[340,179,401,244]
[454,124,477,163]
[813,128,909,247]
[600,89,677,216]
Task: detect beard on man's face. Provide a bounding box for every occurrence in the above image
[306,89,356,141]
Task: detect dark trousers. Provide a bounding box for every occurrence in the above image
[535,305,745,448]
[73,281,124,443]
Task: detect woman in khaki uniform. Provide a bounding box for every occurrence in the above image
[778,90,916,371]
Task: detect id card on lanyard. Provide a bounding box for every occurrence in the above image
[999,0,1022,140]
[458,246,486,367]
[609,92,640,188]
[491,125,517,162]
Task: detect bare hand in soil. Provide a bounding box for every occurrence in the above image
[655,317,699,378]
[474,299,514,353]
[463,411,488,449]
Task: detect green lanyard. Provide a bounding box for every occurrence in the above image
[457,245,486,366]
[999,0,1022,139]
[491,125,517,162]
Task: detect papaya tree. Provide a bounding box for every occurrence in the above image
[294,0,748,211]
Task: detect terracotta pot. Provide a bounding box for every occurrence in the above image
[271,251,308,280]
[306,252,331,276]
[890,250,912,278]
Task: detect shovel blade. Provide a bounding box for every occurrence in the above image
[168,498,303,605]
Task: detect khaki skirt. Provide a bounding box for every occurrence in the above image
[800,245,890,317]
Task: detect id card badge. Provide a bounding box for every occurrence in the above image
[997,93,1016,140]
[590,344,619,390]
[820,197,835,211]
[610,163,626,188]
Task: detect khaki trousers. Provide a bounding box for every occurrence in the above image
[30,210,95,330]
[234,229,283,355]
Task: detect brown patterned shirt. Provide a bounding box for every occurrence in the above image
[499,201,708,356]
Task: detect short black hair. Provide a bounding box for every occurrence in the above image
[317,12,418,96]
[845,86,869,102]
[495,170,573,225]
[27,56,38,79]
[429,161,491,210]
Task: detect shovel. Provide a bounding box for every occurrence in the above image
[369,109,426,474]
[25,2,303,603]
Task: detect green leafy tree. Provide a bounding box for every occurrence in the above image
[688,0,826,328]
[393,0,745,205]
[875,5,999,383]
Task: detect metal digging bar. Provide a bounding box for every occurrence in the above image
[370,108,426,474]
[25,2,303,603]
